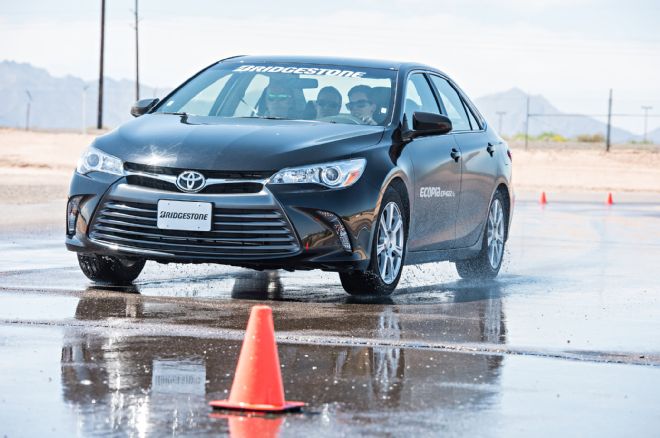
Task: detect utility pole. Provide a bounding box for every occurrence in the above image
[605,89,612,152]
[25,90,32,131]
[82,84,90,134]
[496,111,506,134]
[97,0,106,130]
[524,94,530,150]
[642,105,652,143]
[133,0,140,101]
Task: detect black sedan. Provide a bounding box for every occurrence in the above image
[66,55,513,295]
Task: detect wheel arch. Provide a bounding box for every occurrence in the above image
[386,176,411,233]
[366,170,413,258]
[493,181,512,241]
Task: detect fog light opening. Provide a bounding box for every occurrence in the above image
[67,195,83,236]
[317,210,352,252]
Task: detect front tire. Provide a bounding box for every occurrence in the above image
[455,191,507,280]
[340,187,407,296]
[77,253,146,284]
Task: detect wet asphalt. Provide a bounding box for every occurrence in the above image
[1,194,660,436]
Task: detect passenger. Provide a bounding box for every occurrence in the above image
[346,85,377,125]
[264,83,294,118]
[314,86,342,119]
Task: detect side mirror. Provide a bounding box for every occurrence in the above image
[411,112,452,137]
[130,98,159,117]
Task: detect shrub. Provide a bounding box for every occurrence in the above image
[576,133,605,143]
[536,131,567,142]
[511,132,567,142]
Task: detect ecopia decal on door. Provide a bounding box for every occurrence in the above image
[419,187,456,198]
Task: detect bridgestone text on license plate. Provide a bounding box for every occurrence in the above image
[157,200,212,231]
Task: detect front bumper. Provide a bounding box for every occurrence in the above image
[66,172,379,272]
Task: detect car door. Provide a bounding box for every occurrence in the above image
[428,75,496,248]
[403,73,462,252]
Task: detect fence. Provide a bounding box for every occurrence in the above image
[511,90,660,151]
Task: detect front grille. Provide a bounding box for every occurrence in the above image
[89,200,300,259]
[125,175,263,194]
[125,175,175,191]
[203,183,263,194]
[124,162,274,180]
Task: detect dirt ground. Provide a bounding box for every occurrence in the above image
[507,139,660,193]
[0,128,658,207]
[0,129,97,204]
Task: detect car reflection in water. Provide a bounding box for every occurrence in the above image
[60,288,210,435]
[60,272,506,435]
[328,307,405,407]
[230,270,284,300]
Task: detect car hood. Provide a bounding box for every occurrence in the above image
[93,114,385,172]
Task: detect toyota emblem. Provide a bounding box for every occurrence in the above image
[175,170,206,193]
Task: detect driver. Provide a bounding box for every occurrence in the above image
[314,86,342,119]
[347,85,377,125]
[264,83,294,118]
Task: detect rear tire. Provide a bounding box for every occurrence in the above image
[77,253,146,284]
[340,187,407,296]
[455,190,507,280]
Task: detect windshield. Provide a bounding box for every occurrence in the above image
[155,62,397,126]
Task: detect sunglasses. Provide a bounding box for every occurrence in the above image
[346,99,372,110]
[317,99,340,109]
[267,93,291,102]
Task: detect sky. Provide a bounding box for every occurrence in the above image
[2,0,659,133]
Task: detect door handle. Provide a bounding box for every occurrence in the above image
[486,143,495,156]
[450,148,461,162]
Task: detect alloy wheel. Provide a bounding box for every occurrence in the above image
[487,198,505,269]
[376,202,404,284]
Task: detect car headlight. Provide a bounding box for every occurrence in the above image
[76,146,124,176]
[269,158,366,188]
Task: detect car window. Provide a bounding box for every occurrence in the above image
[156,63,396,126]
[428,76,471,131]
[233,74,270,117]
[464,102,481,130]
[178,74,231,115]
[403,74,440,128]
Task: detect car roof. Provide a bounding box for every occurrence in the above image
[217,55,443,73]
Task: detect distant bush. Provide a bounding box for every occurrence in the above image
[536,131,567,142]
[576,133,605,143]
[511,132,567,142]
[630,139,653,145]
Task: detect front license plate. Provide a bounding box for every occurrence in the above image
[157,200,212,231]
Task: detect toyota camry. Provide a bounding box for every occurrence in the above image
[66,55,513,295]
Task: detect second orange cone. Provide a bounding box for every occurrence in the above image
[209,305,305,413]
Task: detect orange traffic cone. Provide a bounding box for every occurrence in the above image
[228,415,284,438]
[606,192,614,205]
[209,305,305,413]
[540,191,547,205]
[209,413,284,438]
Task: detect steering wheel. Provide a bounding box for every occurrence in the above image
[318,114,365,125]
